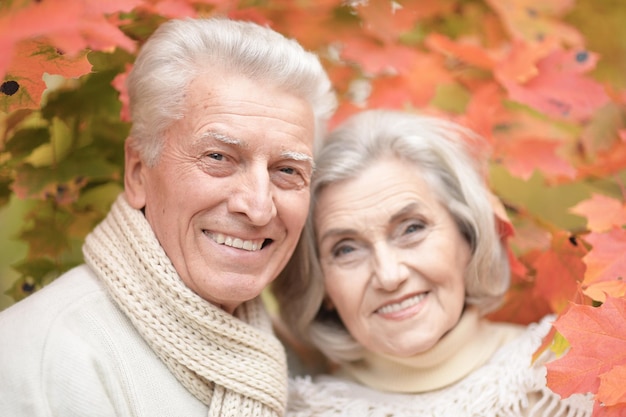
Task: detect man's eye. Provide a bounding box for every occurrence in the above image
[279,166,296,175]
[208,153,224,161]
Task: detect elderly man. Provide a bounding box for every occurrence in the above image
[0,17,336,416]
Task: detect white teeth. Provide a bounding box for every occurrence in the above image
[206,233,264,252]
[377,293,426,315]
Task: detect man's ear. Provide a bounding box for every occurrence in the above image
[124,140,147,210]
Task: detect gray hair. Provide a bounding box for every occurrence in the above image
[126,17,337,166]
[273,109,510,363]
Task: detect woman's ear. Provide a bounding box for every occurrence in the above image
[124,140,147,210]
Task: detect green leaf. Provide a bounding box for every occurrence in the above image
[3,126,49,160]
[4,275,41,303]
[11,257,58,281]
[550,330,571,357]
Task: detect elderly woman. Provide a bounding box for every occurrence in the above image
[273,110,593,417]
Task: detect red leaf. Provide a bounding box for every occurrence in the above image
[2,40,92,112]
[496,44,610,121]
[367,52,452,109]
[425,33,495,70]
[570,194,626,233]
[546,297,626,410]
[353,0,423,44]
[531,231,587,313]
[581,230,626,302]
[598,364,626,407]
[485,0,582,45]
[496,136,577,181]
[0,0,139,79]
[340,36,420,75]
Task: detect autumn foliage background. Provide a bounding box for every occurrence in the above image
[1,0,625,414]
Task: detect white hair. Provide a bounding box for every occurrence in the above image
[273,109,510,363]
[126,17,337,166]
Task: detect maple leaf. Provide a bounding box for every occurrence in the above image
[546,297,626,414]
[425,33,495,71]
[352,0,422,44]
[484,0,583,45]
[340,36,420,75]
[531,231,587,313]
[496,44,609,121]
[580,103,626,157]
[598,364,626,407]
[367,52,452,109]
[487,251,552,325]
[495,136,577,181]
[0,0,140,80]
[1,40,92,112]
[112,65,131,122]
[580,230,626,302]
[460,83,509,144]
[570,194,626,233]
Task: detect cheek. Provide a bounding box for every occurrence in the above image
[324,271,362,321]
[280,192,310,228]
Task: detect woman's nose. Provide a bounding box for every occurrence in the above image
[371,243,409,291]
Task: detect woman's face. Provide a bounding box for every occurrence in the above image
[315,157,471,357]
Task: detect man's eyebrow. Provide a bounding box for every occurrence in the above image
[196,130,314,168]
[282,151,314,168]
[197,130,243,146]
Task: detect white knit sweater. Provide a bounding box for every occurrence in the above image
[286,316,594,417]
[0,265,207,416]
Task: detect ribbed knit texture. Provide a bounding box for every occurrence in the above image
[83,194,287,417]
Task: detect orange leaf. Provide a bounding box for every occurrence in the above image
[570,194,626,233]
[425,33,495,70]
[496,137,577,181]
[0,0,139,78]
[598,364,626,407]
[531,231,587,313]
[461,83,509,144]
[546,297,626,408]
[340,36,420,75]
[2,40,92,112]
[353,0,421,44]
[581,230,626,302]
[497,46,609,121]
[367,52,451,109]
[487,252,551,325]
[485,0,582,45]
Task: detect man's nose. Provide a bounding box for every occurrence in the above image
[228,166,276,226]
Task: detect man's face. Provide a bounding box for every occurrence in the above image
[125,72,315,314]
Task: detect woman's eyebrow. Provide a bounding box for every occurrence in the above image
[389,202,422,223]
[318,227,357,246]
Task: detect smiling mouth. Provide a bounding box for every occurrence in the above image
[376,293,428,315]
[204,232,272,252]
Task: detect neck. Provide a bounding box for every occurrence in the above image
[338,308,522,393]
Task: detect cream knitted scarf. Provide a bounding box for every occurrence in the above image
[83,194,287,417]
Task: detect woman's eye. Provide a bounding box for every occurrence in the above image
[405,222,425,234]
[331,243,357,258]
